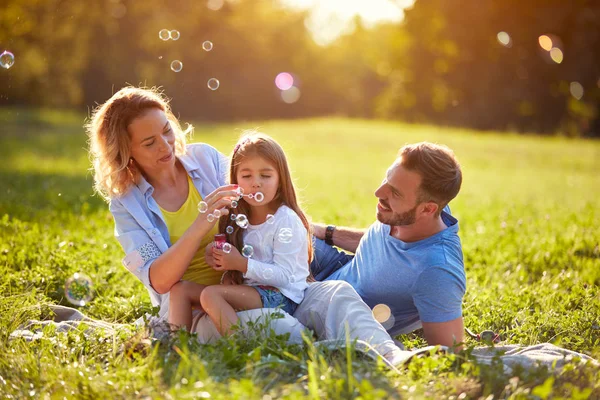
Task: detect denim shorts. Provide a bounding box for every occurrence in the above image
[253,285,298,315]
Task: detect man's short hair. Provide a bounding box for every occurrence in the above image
[398,142,462,215]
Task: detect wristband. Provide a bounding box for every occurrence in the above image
[325,225,336,246]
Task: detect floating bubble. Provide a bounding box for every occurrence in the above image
[570,82,584,100]
[207,78,220,90]
[262,268,274,280]
[159,29,170,41]
[213,209,221,218]
[277,228,293,243]
[207,214,215,222]
[222,243,232,254]
[198,201,208,213]
[64,273,94,306]
[496,31,512,48]
[266,214,275,224]
[275,72,294,91]
[226,226,234,234]
[235,214,249,229]
[0,51,15,70]
[372,304,395,330]
[231,200,238,208]
[236,187,245,196]
[254,192,264,202]
[281,86,301,104]
[247,193,254,199]
[202,41,213,51]
[230,213,237,221]
[242,244,254,258]
[171,60,183,72]
[372,304,391,323]
[170,30,180,40]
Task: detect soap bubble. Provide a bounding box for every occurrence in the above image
[222,243,232,254]
[254,192,264,202]
[262,268,274,280]
[236,187,245,196]
[247,193,254,199]
[372,304,395,330]
[207,214,215,222]
[266,214,275,224]
[230,214,237,221]
[171,60,183,72]
[241,245,254,258]
[226,226,234,234]
[213,209,221,218]
[170,30,180,40]
[207,78,220,90]
[202,41,213,51]
[277,228,293,243]
[64,273,94,306]
[0,51,15,70]
[198,201,208,213]
[231,200,238,208]
[158,29,170,41]
[235,214,249,229]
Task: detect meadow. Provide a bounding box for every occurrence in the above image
[0,108,599,399]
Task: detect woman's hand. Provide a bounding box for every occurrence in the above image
[212,245,248,273]
[197,184,240,222]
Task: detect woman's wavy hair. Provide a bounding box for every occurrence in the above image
[86,86,190,200]
[219,131,314,283]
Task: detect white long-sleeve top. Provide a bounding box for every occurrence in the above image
[242,205,310,304]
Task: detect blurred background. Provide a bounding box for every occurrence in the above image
[1,0,599,137]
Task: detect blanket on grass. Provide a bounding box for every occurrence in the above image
[10,305,599,374]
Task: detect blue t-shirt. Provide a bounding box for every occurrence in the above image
[327,211,465,335]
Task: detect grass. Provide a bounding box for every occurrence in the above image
[0,107,599,399]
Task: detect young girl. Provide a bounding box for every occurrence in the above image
[169,131,312,336]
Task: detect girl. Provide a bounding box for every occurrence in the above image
[169,131,312,336]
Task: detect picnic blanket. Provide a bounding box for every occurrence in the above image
[10,305,599,374]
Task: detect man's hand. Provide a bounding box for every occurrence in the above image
[421,317,465,350]
[212,245,248,273]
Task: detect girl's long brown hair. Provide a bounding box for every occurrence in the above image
[218,131,314,283]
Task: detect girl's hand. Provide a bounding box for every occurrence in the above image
[204,243,217,268]
[212,245,248,273]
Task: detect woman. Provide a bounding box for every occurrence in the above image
[86,86,304,340]
[86,86,403,365]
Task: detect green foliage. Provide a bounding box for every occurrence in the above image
[1,0,598,135]
[0,111,599,398]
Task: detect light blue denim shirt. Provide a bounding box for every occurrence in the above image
[109,143,229,318]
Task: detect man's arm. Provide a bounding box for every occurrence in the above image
[312,223,366,254]
[422,317,464,350]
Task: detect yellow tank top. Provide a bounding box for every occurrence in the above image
[158,175,222,286]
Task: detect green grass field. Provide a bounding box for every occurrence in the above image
[1,108,599,399]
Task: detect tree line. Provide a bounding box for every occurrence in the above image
[1,0,598,136]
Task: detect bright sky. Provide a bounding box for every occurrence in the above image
[279,0,415,45]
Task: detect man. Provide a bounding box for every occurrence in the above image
[309,142,465,348]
